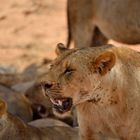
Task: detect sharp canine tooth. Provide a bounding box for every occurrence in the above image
[50,98,57,105]
[50,98,63,106]
[58,100,62,106]
[50,98,54,103]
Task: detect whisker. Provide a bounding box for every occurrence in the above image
[50,89,62,93]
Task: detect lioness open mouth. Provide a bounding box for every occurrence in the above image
[50,97,72,114]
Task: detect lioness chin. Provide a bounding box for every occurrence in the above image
[41,44,140,140]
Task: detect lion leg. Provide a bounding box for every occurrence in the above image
[72,26,94,48]
[91,27,108,47]
[71,14,95,48]
[67,0,108,48]
[73,22,95,48]
[73,25,108,48]
[67,0,94,48]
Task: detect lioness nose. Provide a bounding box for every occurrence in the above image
[44,83,53,89]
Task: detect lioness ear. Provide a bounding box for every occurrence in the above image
[55,43,69,56]
[0,99,7,117]
[94,51,116,76]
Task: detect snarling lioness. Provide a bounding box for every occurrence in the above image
[42,44,140,140]
[67,0,140,48]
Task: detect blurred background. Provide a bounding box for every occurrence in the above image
[0,0,140,72]
[0,0,67,72]
[0,0,139,72]
[0,0,76,126]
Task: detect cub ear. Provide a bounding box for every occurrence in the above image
[94,51,116,76]
[0,99,7,117]
[55,43,69,56]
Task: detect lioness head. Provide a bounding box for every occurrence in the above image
[41,44,116,114]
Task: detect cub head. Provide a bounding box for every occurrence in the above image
[41,43,116,114]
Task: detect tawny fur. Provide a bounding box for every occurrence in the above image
[42,44,140,140]
[0,99,78,140]
[0,85,33,122]
[67,0,140,48]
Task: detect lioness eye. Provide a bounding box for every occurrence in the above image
[64,68,74,76]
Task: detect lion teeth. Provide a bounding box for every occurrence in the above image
[58,100,62,106]
[50,98,57,105]
[50,98,63,106]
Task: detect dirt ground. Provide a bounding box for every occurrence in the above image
[0,0,67,72]
[0,0,139,72]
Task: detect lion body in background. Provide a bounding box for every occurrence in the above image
[67,0,140,48]
[0,99,78,140]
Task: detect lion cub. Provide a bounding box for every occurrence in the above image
[42,44,140,140]
[0,98,78,140]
